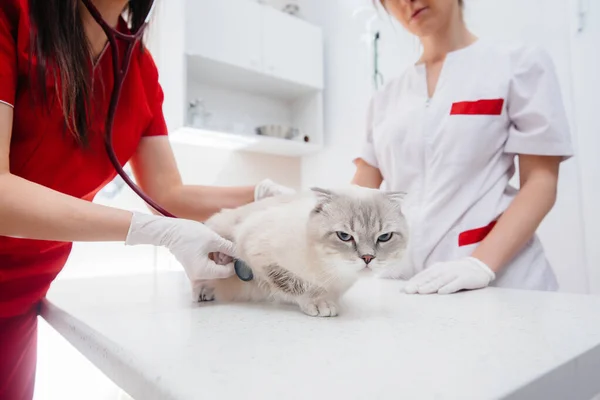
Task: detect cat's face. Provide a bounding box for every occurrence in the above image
[307,186,408,276]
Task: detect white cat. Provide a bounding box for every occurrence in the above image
[195,185,409,317]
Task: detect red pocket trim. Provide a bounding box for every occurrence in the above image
[458,220,497,247]
[450,99,504,115]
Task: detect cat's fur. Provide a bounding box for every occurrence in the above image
[195,185,409,317]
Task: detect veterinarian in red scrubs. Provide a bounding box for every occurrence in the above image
[0,0,293,398]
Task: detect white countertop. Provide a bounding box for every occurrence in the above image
[42,272,600,400]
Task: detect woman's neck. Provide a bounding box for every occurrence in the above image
[80,0,128,58]
[419,12,477,64]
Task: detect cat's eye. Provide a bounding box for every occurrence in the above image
[336,231,353,242]
[378,233,393,243]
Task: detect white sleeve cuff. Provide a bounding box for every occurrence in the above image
[504,137,574,161]
[354,143,379,168]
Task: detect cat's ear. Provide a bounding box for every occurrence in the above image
[310,187,335,202]
[310,187,335,214]
[385,191,406,204]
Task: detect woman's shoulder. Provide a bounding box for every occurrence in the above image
[477,38,556,73]
[0,0,28,24]
[0,0,30,68]
[0,0,24,14]
[137,46,160,81]
[0,0,27,28]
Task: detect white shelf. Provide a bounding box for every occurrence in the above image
[169,127,322,157]
[186,54,321,101]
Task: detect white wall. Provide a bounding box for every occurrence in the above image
[298,0,375,188]
[299,0,593,294]
[568,0,600,294]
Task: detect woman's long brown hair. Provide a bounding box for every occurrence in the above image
[28,0,154,146]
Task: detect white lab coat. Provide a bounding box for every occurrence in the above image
[357,39,574,291]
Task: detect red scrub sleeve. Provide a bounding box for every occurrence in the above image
[504,45,574,160]
[140,50,168,137]
[0,1,18,108]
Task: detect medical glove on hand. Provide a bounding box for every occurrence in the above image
[254,179,296,201]
[125,212,236,280]
[403,257,495,295]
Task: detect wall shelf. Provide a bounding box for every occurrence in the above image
[169,126,322,157]
[181,0,324,157]
[186,54,321,101]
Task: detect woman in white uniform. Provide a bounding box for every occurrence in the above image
[352,0,574,294]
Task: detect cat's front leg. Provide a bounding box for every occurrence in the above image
[298,297,339,317]
[263,264,339,317]
[191,280,215,302]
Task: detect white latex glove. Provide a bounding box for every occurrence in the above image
[403,257,495,295]
[125,212,236,281]
[254,178,296,201]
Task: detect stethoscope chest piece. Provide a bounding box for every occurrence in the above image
[234,259,254,282]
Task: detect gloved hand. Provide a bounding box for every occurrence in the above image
[403,257,495,295]
[254,178,296,201]
[125,212,236,281]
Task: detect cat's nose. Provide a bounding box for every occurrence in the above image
[361,254,375,265]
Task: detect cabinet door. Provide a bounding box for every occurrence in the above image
[185,0,262,72]
[261,7,324,89]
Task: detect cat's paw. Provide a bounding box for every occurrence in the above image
[191,281,215,302]
[197,286,215,302]
[300,299,339,317]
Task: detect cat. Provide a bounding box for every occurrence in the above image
[194,185,409,317]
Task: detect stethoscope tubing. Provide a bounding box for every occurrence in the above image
[80,0,253,281]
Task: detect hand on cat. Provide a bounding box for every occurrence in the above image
[403,257,495,295]
[254,179,296,201]
[126,212,237,281]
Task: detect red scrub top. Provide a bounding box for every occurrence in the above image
[0,0,168,317]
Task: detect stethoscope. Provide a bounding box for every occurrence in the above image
[81,0,253,281]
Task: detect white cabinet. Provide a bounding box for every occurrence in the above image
[262,6,323,88]
[185,0,323,90]
[185,0,262,73]
[180,0,324,158]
